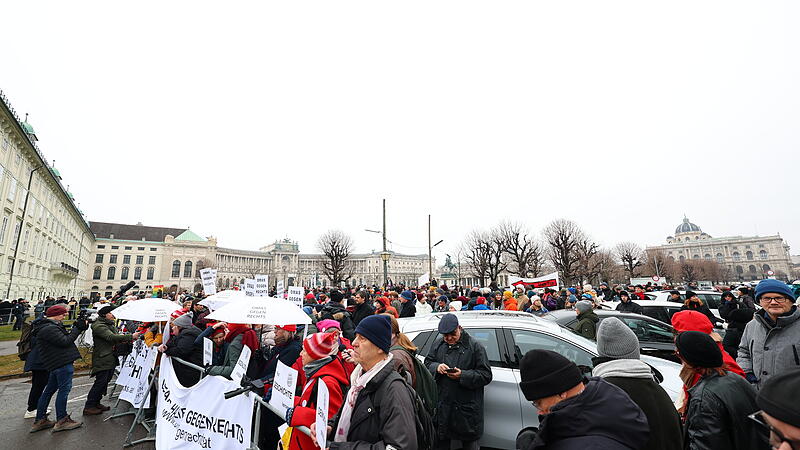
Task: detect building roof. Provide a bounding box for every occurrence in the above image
[89,221,187,242]
[175,229,207,242]
[675,216,702,235]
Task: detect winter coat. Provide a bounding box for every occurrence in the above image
[616,300,644,315]
[351,301,375,326]
[194,326,229,366]
[680,303,721,327]
[722,308,755,359]
[683,372,768,450]
[504,298,518,311]
[390,346,417,388]
[399,301,416,318]
[23,317,47,372]
[472,304,490,310]
[91,317,133,375]
[523,377,649,450]
[31,318,83,372]
[425,330,493,441]
[288,357,349,450]
[415,302,433,316]
[329,361,417,450]
[192,307,211,329]
[320,303,356,341]
[737,306,800,389]
[592,358,683,450]
[718,300,739,321]
[575,310,599,340]
[254,336,302,383]
[164,325,204,386]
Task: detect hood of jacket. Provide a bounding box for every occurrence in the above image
[591,358,654,380]
[535,378,649,449]
[309,355,350,386]
[577,310,599,323]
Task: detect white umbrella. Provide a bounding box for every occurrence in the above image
[112,298,183,322]
[205,297,311,326]
[199,289,244,310]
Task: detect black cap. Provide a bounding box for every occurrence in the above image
[519,350,583,401]
[675,331,722,368]
[686,291,697,299]
[438,313,459,334]
[98,305,116,317]
[670,290,681,296]
[757,368,800,427]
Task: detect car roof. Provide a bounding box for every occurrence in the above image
[398,310,565,335]
[651,290,720,294]
[544,308,673,325]
[603,300,684,307]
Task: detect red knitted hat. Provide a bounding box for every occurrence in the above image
[303,332,337,360]
[46,304,68,317]
[671,310,713,334]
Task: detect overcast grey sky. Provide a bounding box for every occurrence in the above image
[1,1,798,263]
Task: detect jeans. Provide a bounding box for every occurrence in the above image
[27,370,49,411]
[85,369,114,408]
[37,364,74,421]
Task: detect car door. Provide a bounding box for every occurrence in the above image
[617,316,677,362]
[503,328,596,433]
[640,305,670,324]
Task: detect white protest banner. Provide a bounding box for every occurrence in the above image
[418,272,430,286]
[244,279,256,297]
[254,275,269,297]
[115,339,146,387]
[508,271,560,290]
[276,280,285,298]
[269,360,298,416]
[200,268,218,296]
[315,379,330,450]
[229,345,251,385]
[120,346,157,408]
[287,286,304,309]
[156,356,253,449]
[203,337,214,366]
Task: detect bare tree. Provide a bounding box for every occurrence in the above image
[498,221,543,277]
[317,230,354,286]
[460,230,491,286]
[486,226,509,284]
[575,238,601,285]
[615,242,644,280]
[643,249,673,280]
[679,260,701,283]
[594,250,624,285]
[543,219,585,286]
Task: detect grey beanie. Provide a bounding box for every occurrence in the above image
[575,300,593,314]
[172,313,193,329]
[596,317,640,359]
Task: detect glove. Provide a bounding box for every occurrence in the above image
[203,365,213,376]
[284,407,294,424]
[249,378,265,393]
[263,387,273,402]
[745,373,759,384]
[75,319,89,331]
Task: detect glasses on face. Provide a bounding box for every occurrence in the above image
[760,296,789,305]
[749,411,798,450]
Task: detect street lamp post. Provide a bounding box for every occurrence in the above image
[427,214,443,286]
[366,198,390,288]
[7,165,43,300]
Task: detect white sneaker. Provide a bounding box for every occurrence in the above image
[25,408,51,419]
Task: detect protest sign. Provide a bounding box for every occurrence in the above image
[268,360,298,416]
[418,272,430,286]
[244,279,256,297]
[287,286,304,309]
[276,280,285,298]
[254,275,269,297]
[200,268,218,296]
[315,379,330,450]
[203,337,214,366]
[115,339,146,387]
[508,272,560,289]
[156,356,254,449]
[230,345,251,385]
[120,346,157,408]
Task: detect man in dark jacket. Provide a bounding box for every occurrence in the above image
[84,305,139,415]
[592,318,683,450]
[399,290,416,318]
[615,291,644,315]
[718,290,739,321]
[425,314,492,450]
[30,304,89,433]
[325,315,417,449]
[574,301,599,340]
[319,290,356,341]
[350,290,374,327]
[681,291,722,327]
[12,299,26,330]
[24,317,51,419]
[190,298,211,329]
[159,313,203,387]
[516,349,649,450]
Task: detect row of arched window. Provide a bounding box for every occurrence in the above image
[172,260,203,278]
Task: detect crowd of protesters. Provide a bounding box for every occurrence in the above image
[15,277,800,450]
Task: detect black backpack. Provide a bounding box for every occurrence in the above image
[376,372,435,450]
[17,319,33,361]
[391,346,438,417]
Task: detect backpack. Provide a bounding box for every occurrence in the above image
[391,346,438,417]
[375,371,435,450]
[17,319,33,361]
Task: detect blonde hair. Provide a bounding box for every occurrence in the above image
[381,313,417,352]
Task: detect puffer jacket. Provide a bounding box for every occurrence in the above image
[329,361,417,450]
[684,372,769,450]
[91,317,133,375]
[737,306,800,389]
[425,330,493,441]
[575,310,600,340]
[164,325,204,386]
[616,300,644,315]
[31,318,83,372]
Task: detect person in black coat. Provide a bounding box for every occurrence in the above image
[592,318,683,450]
[350,290,374,327]
[615,291,644,315]
[681,291,722,327]
[425,314,492,450]
[24,317,51,418]
[399,293,416,318]
[718,290,739,321]
[722,308,756,359]
[319,291,356,341]
[158,314,203,387]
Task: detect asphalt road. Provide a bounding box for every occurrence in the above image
[0,373,155,449]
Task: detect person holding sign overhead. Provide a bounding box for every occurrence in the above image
[284,332,350,450]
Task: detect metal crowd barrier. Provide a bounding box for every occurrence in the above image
[111,352,311,449]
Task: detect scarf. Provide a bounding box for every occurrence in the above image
[303,356,333,379]
[226,324,259,352]
[592,359,654,380]
[334,353,394,442]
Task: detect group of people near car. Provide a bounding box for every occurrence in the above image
[18,278,800,450]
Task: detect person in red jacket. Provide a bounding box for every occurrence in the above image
[284,332,349,450]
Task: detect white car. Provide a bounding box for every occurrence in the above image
[399,311,682,449]
[644,290,723,320]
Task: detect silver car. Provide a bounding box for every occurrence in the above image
[399,310,682,449]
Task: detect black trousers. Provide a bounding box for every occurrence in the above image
[85,369,114,408]
[27,370,49,411]
[435,438,480,450]
[13,314,24,330]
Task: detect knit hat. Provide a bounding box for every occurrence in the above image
[170,308,187,320]
[671,310,713,334]
[354,315,391,353]
[575,300,593,314]
[503,291,514,299]
[675,331,723,368]
[305,293,315,301]
[596,317,640,359]
[400,290,415,301]
[449,301,462,311]
[438,313,459,334]
[754,279,796,302]
[567,288,577,294]
[685,290,697,299]
[303,332,338,360]
[276,324,297,332]
[476,297,486,305]
[437,295,449,304]
[98,305,115,317]
[316,319,341,332]
[329,290,344,304]
[211,327,226,338]
[757,368,800,427]
[581,293,593,300]
[173,313,193,329]
[45,304,68,317]
[518,350,583,401]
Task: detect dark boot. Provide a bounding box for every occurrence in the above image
[82,406,103,416]
[97,403,110,411]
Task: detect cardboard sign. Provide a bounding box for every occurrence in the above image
[230,345,251,385]
[315,379,330,450]
[276,280,285,298]
[509,272,561,289]
[255,274,269,297]
[200,268,217,295]
[269,360,298,416]
[287,286,304,308]
[244,279,256,297]
[203,337,213,366]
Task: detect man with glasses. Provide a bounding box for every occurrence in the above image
[737,279,800,389]
[749,369,800,450]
